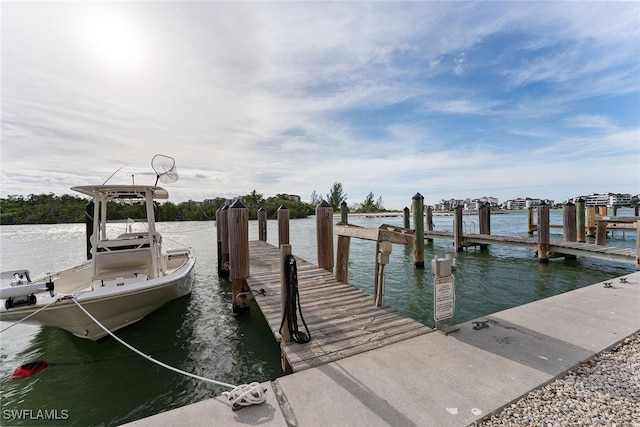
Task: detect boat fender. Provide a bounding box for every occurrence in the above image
[13,361,50,379]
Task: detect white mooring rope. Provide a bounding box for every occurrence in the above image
[70,297,266,410]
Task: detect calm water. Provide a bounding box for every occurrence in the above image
[0,210,636,426]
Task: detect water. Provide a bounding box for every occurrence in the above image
[0,210,636,426]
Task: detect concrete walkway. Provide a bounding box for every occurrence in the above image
[124,271,640,427]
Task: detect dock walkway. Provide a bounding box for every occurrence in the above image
[125,271,640,426]
[425,230,637,265]
[246,240,432,372]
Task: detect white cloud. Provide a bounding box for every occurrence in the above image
[1,1,638,209]
[563,114,617,130]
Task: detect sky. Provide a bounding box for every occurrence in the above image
[1,1,639,210]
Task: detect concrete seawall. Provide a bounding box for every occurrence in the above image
[123,271,639,426]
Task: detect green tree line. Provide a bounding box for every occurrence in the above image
[0,193,315,225]
[0,182,388,225]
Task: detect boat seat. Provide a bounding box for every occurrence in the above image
[93,248,152,280]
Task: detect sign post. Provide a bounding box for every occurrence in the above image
[432,255,457,332]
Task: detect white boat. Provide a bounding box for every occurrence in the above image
[0,158,196,340]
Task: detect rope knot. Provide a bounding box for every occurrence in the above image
[222,382,267,411]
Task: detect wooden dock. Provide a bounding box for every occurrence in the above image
[246,240,433,372]
[334,223,637,265]
[424,230,637,265]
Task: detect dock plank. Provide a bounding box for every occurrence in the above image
[246,240,433,372]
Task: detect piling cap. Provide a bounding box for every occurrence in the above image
[258,207,265,212]
[278,204,288,210]
[230,199,246,209]
[412,192,423,200]
[318,200,331,208]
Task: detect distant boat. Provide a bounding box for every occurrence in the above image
[0,156,196,340]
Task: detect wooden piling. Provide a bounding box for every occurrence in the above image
[336,235,350,283]
[595,219,608,246]
[340,201,348,224]
[425,205,434,243]
[479,202,491,235]
[537,202,550,263]
[403,207,410,229]
[586,206,597,237]
[453,205,464,252]
[279,244,292,344]
[258,207,267,241]
[228,200,250,314]
[374,241,392,307]
[279,244,292,371]
[598,206,608,216]
[635,203,639,216]
[576,198,585,242]
[316,200,334,272]
[478,202,490,250]
[636,220,640,269]
[216,204,230,278]
[528,207,536,234]
[412,193,424,268]
[277,205,290,247]
[563,202,577,242]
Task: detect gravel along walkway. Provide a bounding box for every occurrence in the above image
[473,331,640,427]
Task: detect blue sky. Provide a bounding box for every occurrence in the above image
[1,1,639,209]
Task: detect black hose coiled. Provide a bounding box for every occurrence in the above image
[279,255,311,344]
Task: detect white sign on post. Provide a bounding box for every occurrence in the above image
[434,275,455,321]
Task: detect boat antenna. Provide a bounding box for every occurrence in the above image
[103,164,129,185]
[151,154,179,186]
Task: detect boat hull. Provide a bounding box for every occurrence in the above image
[1,257,195,341]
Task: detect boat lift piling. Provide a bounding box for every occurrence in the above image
[412,193,425,268]
[576,198,586,242]
[277,205,289,247]
[257,207,267,242]
[227,200,251,314]
[403,207,410,228]
[478,202,491,250]
[453,206,464,252]
[563,202,577,242]
[340,201,349,224]
[425,205,434,243]
[216,205,230,279]
[586,206,598,237]
[536,202,550,263]
[316,201,334,273]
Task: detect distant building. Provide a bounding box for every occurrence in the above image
[503,197,554,210]
[204,198,225,205]
[573,193,632,207]
[435,199,465,211]
[435,196,499,211]
[467,196,499,210]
